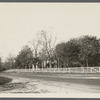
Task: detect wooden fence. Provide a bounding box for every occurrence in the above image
[10,67,100,73]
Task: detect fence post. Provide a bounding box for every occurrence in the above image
[25,66,27,72]
[82,67,84,73]
[29,66,31,72]
[76,68,77,73]
[42,62,43,72]
[57,67,59,73]
[32,64,34,72]
[36,65,37,72]
[69,68,70,73]
[99,67,100,73]
[90,67,92,73]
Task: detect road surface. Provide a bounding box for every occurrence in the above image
[1,71,100,93]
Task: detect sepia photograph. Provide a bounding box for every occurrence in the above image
[0,3,100,98]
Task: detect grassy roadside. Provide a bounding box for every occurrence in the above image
[0,76,12,85]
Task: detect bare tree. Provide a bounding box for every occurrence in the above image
[38,30,57,68]
[4,53,15,69]
[29,39,40,58]
[29,30,57,69]
[29,33,42,70]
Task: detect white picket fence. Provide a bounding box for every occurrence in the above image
[9,67,100,73]
[32,67,100,73]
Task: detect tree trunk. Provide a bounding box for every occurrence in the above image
[49,60,52,68]
[86,58,88,67]
[35,50,37,58]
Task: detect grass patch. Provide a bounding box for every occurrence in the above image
[0,76,12,85]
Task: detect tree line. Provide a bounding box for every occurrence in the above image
[56,35,100,67]
[0,30,100,71]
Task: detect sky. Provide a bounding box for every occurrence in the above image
[0,3,100,61]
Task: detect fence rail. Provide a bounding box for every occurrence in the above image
[8,67,100,73]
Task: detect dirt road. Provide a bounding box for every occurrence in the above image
[1,72,100,93]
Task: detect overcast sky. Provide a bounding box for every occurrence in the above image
[0,3,100,60]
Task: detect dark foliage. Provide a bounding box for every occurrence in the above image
[55,35,100,67]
